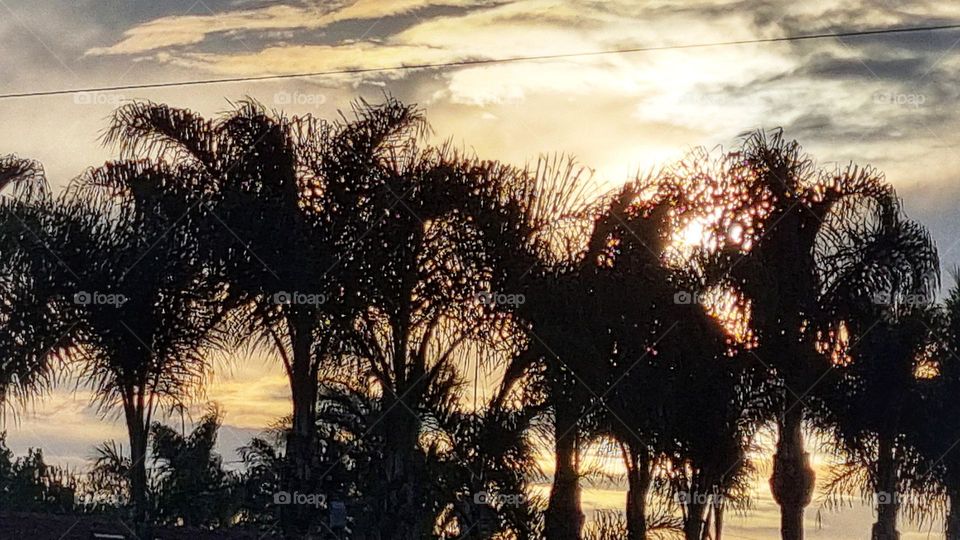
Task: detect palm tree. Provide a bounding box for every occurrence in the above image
[564,143,775,540]
[910,273,960,540]
[459,156,607,540]
[813,197,939,540]
[103,101,337,507]
[0,155,66,407]
[573,177,685,540]
[333,144,554,539]
[0,157,223,523]
[100,99,548,536]
[100,99,429,528]
[289,357,544,539]
[88,440,132,511]
[718,130,904,540]
[430,390,546,539]
[660,363,763,540]
[461,156,734,540]
[150,405,239,528]
[236,431,287,527]
[310,368,390,537]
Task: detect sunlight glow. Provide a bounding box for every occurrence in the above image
[681,218,707,247]
[915,359,940,379]
[702,286,756,348]
[915,345,941,379]
[816,322,852,367]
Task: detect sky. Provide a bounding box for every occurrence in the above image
[2,0,960,537]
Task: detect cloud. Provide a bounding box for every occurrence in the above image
[86,0,495,56]
[796,53,931,80]
[4,388,128,468]
[159,42,457,76]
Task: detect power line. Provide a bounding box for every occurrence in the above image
[2,22,959,101]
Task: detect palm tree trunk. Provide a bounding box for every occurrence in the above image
[546,402,583,540]
[123,400,149,525]
[624,443,651,540]
[380,393,424,540]
[770,403,814,540]
[714,501,724,540]
[286,367,318,487]
[286,364,318,479]
[947,490,960,540]
[283,315,319,533]
[871,435,900,540]
[682,497,706,540]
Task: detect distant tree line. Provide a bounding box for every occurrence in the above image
[1,97,959,540]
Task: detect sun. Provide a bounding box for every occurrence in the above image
[680,218,707,246]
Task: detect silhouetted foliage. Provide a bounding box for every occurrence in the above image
[0,103,954,540]
[0,432,77,513]
[151,406,239,528]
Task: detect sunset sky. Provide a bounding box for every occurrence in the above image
[2,1,960,538]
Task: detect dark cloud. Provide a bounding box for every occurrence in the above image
[781,112,900,147]
[626,0,960,57]
[796,53,929,80]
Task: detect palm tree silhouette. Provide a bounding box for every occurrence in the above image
[587,165,769,540]
[102,101,342,517]
[100,99,436,531]
[575,176,686,540]
[150,405,238,528]
[460,155,606,540]
[720,130,907,540]
[0,155,223,525]
[6,110,957,540]
[910,273,960,540]
[462,155,758,540]
[431,395,545,538]
[0,154,63,407]
[813,194,939,540]
[88,440,133,511]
